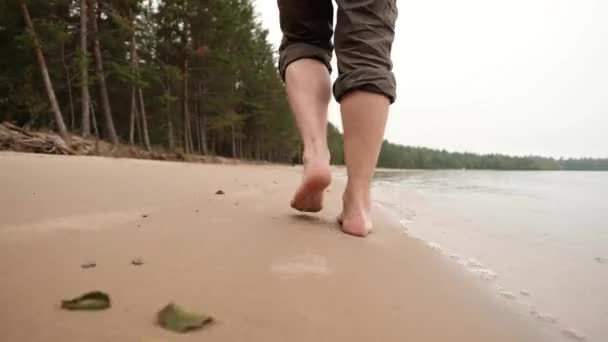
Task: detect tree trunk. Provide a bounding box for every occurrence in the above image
[239,136,243,159]
[90,100,99,139]
[198,83,208,155]
[89,0,118,144]
[164,85,175,151]
[129,86,137,145]
[138,88,151,151]
[126,11,151,151]
[201,115,208,155]
[20,2,70,143]
[256,139,261,160]
[80,0,91,137]
[182,57,192,154]
[135,98,143,145]
[60,42,75,133]
[167,113,175,151]
[194,114,201,153]
[231,122,236,159]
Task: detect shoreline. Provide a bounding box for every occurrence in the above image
[1,151,541,341]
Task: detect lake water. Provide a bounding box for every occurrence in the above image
[372,170,608,342]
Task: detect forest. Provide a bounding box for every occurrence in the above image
[1,0,299,161]
[1,0,606,170]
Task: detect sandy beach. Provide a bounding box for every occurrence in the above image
[0,152,541,341]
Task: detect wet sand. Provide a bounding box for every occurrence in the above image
[0,152,541,341]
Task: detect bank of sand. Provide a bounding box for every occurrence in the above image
[0,152,541,341]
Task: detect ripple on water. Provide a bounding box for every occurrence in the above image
[426,242,442,252]
[473,268,498,281]
[498,290,516,300]
[530,310,557,324]
[465,258,484,268]
[563,328,587,341]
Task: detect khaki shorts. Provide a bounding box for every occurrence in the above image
[278,0,398,103]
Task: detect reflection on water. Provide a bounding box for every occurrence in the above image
[373,170,608,342]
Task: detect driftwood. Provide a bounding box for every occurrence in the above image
[0,122,250,164]
[0,122,74,154]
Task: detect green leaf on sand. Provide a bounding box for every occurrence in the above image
[61,291,111,310]
[157,303,213,333]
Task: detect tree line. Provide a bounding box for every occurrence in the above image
[1,0,605,170]
[329,133,607,170]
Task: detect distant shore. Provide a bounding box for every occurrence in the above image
[0,151,543,341]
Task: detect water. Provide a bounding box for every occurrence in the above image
[373,170,608,342]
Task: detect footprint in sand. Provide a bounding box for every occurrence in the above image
[271,254,331,278]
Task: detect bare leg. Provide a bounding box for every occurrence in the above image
[339,91,390,237]
[286,59,332,212]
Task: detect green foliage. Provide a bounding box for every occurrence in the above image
[1,0,299,161]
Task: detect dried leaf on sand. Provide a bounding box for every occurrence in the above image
[157,303,213,333]
[61,291,110,310]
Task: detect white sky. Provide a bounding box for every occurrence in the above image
[253,0,608,158]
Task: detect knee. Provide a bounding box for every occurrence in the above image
[279,43,333,81]
[334,67,397,104]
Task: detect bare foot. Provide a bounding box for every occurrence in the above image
[338,191,373,237]
[290,160,331,213]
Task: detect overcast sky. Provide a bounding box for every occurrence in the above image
[253,0,607,158]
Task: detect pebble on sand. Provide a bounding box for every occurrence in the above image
[142,214,149,218]
[520,289,530,296]
[132,258,144,266]
[215,190,225,195]
[81,262,96,269]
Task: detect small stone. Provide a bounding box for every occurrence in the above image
[563,328,586,341]
[142,214,148,218]
[132,258,144,266]
[195,209,199,213]
[520,289,530,296]
[215,190,225,195]
[272,181,278,184]
[81,262,96,269]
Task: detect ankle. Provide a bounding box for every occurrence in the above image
[343,186,371,213]
[303,145,330,165]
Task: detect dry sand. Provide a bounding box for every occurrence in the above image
[0,152,543,341]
